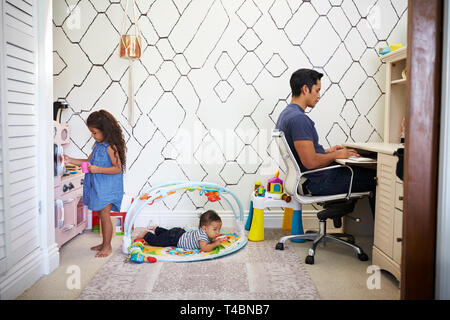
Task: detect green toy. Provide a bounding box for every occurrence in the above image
[128,240,145,263]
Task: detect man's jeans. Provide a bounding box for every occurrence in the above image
[304,165,376,215]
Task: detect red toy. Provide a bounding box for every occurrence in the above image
[147,256,157,263]
[205,191,221,202]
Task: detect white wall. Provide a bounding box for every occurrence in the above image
[52,0,408,226]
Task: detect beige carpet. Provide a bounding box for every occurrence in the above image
[78,229,321,300]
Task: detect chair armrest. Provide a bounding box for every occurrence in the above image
[300,165,354,199]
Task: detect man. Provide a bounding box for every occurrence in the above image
[275,68,376,214]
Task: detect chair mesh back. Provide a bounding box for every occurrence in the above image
[272,130,303,196]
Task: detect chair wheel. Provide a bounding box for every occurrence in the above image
[305,255,314,265]
[275,242,284,250]
[358,252,369,261]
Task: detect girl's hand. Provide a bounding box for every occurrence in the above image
[63,154,72,164]
[88,164,101,173]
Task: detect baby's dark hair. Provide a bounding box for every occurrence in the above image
[86,109,127,171]
[199,210,222,228]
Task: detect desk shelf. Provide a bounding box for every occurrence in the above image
[381,46,407,144]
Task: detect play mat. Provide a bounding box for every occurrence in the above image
[137,230,245,262]
[122,181,248,262]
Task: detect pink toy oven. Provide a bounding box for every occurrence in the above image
[53,120,87,247]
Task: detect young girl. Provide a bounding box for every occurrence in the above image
[64,110,126,257]
[135,210,223,252]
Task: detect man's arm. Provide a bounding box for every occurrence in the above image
[294,140,358,170]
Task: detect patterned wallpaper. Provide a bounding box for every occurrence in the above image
[53,0,408,214]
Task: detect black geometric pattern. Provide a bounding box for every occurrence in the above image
[53,0,408,212]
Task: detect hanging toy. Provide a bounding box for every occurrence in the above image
[119,0,142,125]
[205,191,221,202]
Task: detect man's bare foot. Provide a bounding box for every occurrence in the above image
[91,244,103,251]
[95,245,112,258]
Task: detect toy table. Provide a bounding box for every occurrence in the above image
[245,192,305,242]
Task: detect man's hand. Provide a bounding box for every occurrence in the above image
[326,145,345,153]
[334,147,359,159]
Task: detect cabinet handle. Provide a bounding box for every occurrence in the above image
[396,237,402,242]
[63,198,75,204]
[399,196,403,201]
[61,224,75,233]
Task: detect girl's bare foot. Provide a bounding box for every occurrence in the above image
[95,245,112,258]
[91,244,103,251]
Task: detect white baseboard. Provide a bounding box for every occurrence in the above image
[0,249,46,300]
[131,209,321,230]
[42,243,60,275]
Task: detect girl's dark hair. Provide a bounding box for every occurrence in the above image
[199,210,222,228]
[86,109,127,171]
[290,68,323,97]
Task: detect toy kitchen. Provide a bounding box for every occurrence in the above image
[53,100,87,247]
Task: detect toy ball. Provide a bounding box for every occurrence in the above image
[147,256,157,263]
[130,251,144,263]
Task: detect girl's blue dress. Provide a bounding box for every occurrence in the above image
[83,141,123,212]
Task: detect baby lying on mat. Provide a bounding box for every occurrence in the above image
[135,210,225,252]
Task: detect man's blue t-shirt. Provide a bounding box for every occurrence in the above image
[275,104,326,180]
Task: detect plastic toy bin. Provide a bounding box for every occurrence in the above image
[91,211,133,235]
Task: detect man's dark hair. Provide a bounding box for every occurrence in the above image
[290,68,323,97]
[199,210,221,228]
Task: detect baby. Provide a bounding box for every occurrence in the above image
[135,210,223,252]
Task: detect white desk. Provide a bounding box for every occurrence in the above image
[339,141,404,282]
[335,142,401,166]
[343,142,402,155]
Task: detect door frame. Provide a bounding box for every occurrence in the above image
[435,0,450,300]
[402,0,443,299]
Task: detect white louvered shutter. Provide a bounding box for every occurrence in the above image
[1,0,40,271]
[0,85,5,275]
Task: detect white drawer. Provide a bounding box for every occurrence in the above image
[393,209,403,264]
[395,182,403,210]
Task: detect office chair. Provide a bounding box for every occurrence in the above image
[272,130,371,265]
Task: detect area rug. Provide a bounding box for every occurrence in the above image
[78,229,321,300]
